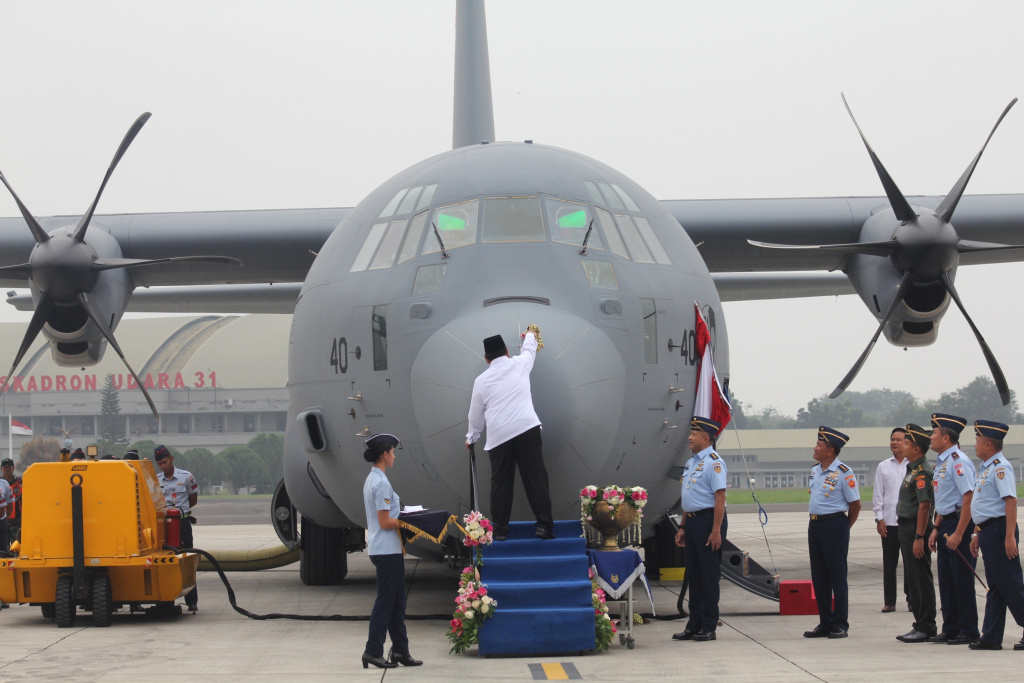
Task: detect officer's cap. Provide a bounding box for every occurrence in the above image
[483,335,506,355]
[904,423,931,450]
[817,426,849,449]
[363,433,400,462]
[70,448,86,460]
[123,449,139,461]
[1,457,13,466]
[974,419,1009,440]
[154,445,172,461]
[690,416,721,435]
[931,413,966,434]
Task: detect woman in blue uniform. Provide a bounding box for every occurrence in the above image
[361,433,423,669]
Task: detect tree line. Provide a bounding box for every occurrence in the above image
[731,376,1022,429]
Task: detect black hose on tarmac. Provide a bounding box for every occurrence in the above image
[177,547,450,621]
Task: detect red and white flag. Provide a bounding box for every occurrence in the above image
[10,418,31,436]
[693,303,731,435]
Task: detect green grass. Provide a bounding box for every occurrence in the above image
[727,484,1024,505]
[201,493,273,499]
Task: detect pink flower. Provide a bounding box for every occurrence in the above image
[478,587,487,596]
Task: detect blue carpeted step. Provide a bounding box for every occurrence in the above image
[483,579,593,610]
[504,519,583,540]
[482,554,590,583]
[478,606,596,655]
[483,536,586,558]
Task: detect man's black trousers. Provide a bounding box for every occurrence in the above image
[487,426,553,532]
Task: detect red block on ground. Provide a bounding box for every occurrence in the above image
[779,579,831,616]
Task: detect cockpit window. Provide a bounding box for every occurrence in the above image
[423,199,479,254]
[610,183,640,212]
[583,181,605,206]
[482,197,545,242]
[379,189,407,219]
[416,184,438,211]
[547,198,604,250]
[397,211,428,264]
[596,208,629,259]
[586,180,671,265]
[633,216,672,265]
[581,260,618,290]
[615,215,655,263]
[397,187,423,215]
[379,183,438,220]
[369,220,408,270]
[597,182,626,210]
[350,222,388,272]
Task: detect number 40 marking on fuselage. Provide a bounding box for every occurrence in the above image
[669,329,698,365]
[330,337,348,374]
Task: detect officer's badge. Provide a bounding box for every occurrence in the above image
[955,464,964,477]
[714,465,721,473]
[916,478,925,489]
[997,470,1005,480]
[846,476,856,489]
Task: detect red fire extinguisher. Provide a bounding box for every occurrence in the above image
[165,507,182,548]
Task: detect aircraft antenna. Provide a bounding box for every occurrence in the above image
[577,219,595,255]
[430,222,449,258]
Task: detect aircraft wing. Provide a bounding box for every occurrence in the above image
[667,194,1024,273]
[0,207,348,290]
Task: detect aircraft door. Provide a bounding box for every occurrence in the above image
[348,304,394,440]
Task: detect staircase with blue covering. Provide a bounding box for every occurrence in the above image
[477,520,595,655]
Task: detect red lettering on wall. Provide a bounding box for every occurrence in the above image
[10,377,23,392]
[158,373,170,389]
[144,374,154,390]
[41,376,52,391]
[26,377,38,391]
[85,375,96,391]
[173,373,185,389]
[127,375,137,390]
[113,374,124,389]
[56,375,67,391]
[70,375,82,391]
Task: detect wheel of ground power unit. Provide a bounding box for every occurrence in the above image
[41,603,55,620]
[54,575,76,628]
[299,516,349,585]
[91,574,113,627]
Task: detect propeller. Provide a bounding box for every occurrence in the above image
[0,113,243,419]
[750,96,1018,404]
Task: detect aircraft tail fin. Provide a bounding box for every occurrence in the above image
[453,0,495,149]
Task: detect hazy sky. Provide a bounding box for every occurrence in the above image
[1,0,1022,415]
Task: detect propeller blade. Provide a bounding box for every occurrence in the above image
[77,291,160,419]
[0,293,53,396]
[935,98,1017,224]
[91,255,243,272]
[747,239,897,258]
[0,169,49,244]
[841,94,917,223]
[830,270,915,399]
[72,112,152,243]
[940,273,1011,406]
[958,239,1024,255]
[0,263,34,278]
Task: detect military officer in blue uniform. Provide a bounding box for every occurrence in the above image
[926,413,979,644]
[968,420,1024,651]
[803,426,861,639]
[672,416,727,643]
[895,424,936,643]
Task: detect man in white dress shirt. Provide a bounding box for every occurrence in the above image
[873,427,909,613]
[466,330,553,541]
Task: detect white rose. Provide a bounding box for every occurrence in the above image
[464,610,475,619]
[481,604,489,613]
[473,599,481,608]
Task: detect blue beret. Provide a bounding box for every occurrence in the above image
[931,413,966,434]
[974,420,1009,440]
[690,416,721,435]
[817,426,849,449]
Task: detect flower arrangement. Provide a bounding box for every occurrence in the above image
[461,510,494,566]
[447,565,498,655]
[580,485,648,547]
[590,567,617,651]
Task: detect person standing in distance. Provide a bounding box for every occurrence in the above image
[927,413,979,645]
[894,424,936,643]
[155,445,199,611]
[672,416,727,643]
[804,426,860,639]
[968,420,1024,651]
[873,427,909,613]
[466,329,554,541]
[361,433,422,669]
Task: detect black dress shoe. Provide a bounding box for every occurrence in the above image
[969,640,1002,650]
[900,630,933,643]
[388,648,423,666]
[362,653,398,669]
[803,625,830,638]
[827,628,848,639]
[927,632,952,643]
[1013,638,1024,651]
[535,526,555,540]
[692,631,716,641]
[947,634,975,645]
[881,605,895,613]
[672,629,696,641]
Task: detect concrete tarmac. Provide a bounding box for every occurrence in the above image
[3,509,1023,682]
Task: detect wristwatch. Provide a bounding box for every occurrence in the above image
[914,533,925,540]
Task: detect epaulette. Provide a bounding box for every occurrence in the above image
[838,463,850,473]
[710,453,720,460]
[993,458,1002,466]
[951,452,960,460]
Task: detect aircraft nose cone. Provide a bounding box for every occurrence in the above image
[410,303,626,514]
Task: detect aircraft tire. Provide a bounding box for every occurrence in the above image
[55,575,76,628]
[299,516,349,585]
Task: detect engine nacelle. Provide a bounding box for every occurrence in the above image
[847,209,953,348]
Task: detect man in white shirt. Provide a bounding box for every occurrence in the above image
[155,445,200,610]
[466,330,553,541]
[873,427,909,613]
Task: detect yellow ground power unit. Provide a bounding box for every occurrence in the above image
[0,459,198,627]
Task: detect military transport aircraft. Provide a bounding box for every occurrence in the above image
[1,0,1023,583]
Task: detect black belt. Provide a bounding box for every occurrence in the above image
[977,517,1005,530]
[686,508,714,518]
[810,511,845,521]
[938,507,962,520]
